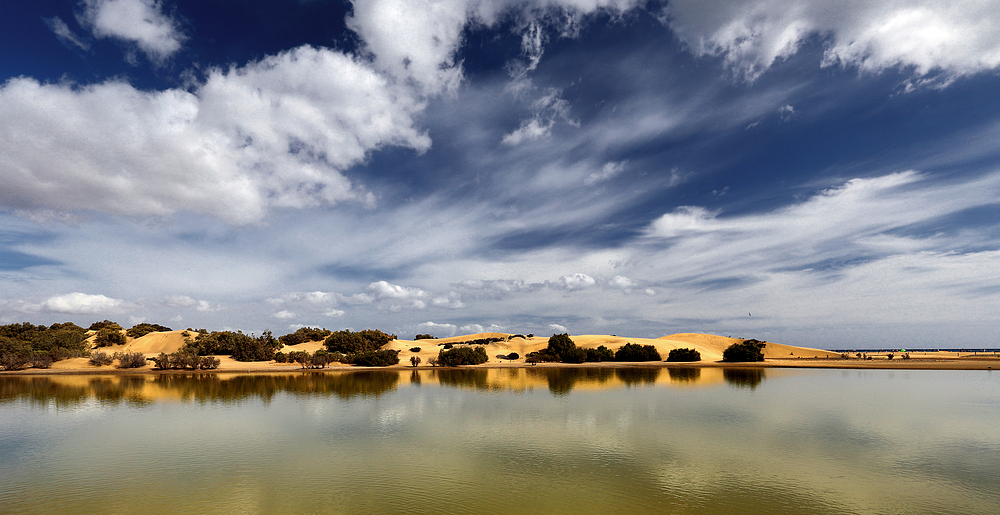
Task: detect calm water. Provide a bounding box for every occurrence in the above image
[1,368,998,514]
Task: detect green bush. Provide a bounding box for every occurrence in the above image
[505,352,520,360]
[722,339,766,362]
[561,347,587,364]
[666,348,701,362]
[409,347,422,352]
[0,322,88,368]
[437,346,488,366]
[347,349,400,367]
[414,334,438,340]
[94,328,126,347]
[229,330,280,362]
[199,356,221,370]
[585,346,614,362]
[126,323,172,339]
[546,333,576,361]
[114,351,148,369]
[325,329,396,354]
[152,352,171,370]
[273,351,288,363]
[88,320,123,331]
[278,327,332,346]
[614,343,662,362]
[90,351,114,366]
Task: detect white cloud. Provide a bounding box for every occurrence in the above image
[324,309,346,317]
[584,160,627,185]
[45,17,90,50]
[419,321,458,336]
[611,275,633,288]
[79,0,184,62]
[664,0,1000,82]
[0,46,429,224]
[273,310,296,319]
[368,281,425,299]
[432,292,465,309]
[163,295,196,307]
[548,323,568,333]
[38,292,128,315]
[560,273,597,289]
[195,300,219,312]
[502,89,575,145]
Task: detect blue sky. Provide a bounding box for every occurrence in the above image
[2,0,999,348]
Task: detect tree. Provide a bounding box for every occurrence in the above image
[347,349,400,367]
[410,356,421,367]
[324,329,396,354]
[89,320,123,331]
[437,346,488,366]
[278,327,332,346]
[666,348,701,362]
[614,343,661,362]
[722,339,766,362]
[585,346,614,362]
[546,333,576,361]
[94,328,126,347]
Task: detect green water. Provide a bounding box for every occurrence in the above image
[1,368,998,514]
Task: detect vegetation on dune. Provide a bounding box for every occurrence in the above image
[180,330,281,362]
[722,339,766,362]
[614,343,662,362]
[414,334,437,340]
[346,349,400,367]
[436,346,489,366]
[114,351,148,369]
[0,322,89,371]
[324,329,396,354]
[126,323,172,339]
[666,348,701,362]
[278,327,332,346]
[94,327,126,347]
[88,320,123,332]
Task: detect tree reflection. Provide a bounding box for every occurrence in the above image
[526,368,615,396]
[666,367,701,383]
[722,368,765,389]
[615,367,661,387]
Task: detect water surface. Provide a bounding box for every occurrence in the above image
[2,368,998,514]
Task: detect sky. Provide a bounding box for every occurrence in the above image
[1,0,999,348]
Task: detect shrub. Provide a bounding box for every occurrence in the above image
[90,351,114,366]
[505,352,520,360]
[414,334,438,340]
[88,320,123,331]
[199,356,221,370]
[442,343,453,349]
[409,347,422,353]
[585,346,614,362]
[273,351,288,363]
[546,333,576,361]
[410,356,421,367]
[126,323,172,339]
[230,330,280,362]
[562,347,587,364]
[94,328,126,347]
[347,349,400,367]
[722,339,766,362]
[115,351,148,369]
[310,350,335,368]
[152,353,170,370]
[437,346,488,367]
[325,329,396,354]
[278,327,332,346]
[666,348,701,362]
[32,354,54,369]
[614,343,662,362]
[288,351,312,368]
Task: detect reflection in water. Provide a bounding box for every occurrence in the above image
[667,367,701,383]
[722,368,766,389]
[615,367,661,387]
[526,367,615,396]
[0,376,88,408]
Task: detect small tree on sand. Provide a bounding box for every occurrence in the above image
[410,356,421,367]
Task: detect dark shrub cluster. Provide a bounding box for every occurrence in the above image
[410,356,421,367]
[94,327,126,347]
[186,330,280,362]
[89,351,114,366]
[436,346,488,366]
[0,322,88,370]
[414,334,438,340]
[440,336,507,347]
[152,352,220,370]
[325,329,396,354]
[614,343,662,362]
[278,327,332,346]
[126,323,172,339]
[89,320,123,331]
[666,348,701,362]
[114,351,148,369]
[409,347,422,352]
[586,346,615,362]
[722,339,766,362]
[346,349,400,367]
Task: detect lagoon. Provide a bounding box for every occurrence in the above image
[2,367,998,514]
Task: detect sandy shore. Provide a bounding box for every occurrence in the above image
[4,330,997,375]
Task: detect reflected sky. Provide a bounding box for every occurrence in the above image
[1,369,998,514]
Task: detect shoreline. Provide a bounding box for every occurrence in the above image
[4,357,997,376]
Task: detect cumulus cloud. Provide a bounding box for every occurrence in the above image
[368,281,425,299]
[324,309,346,317]
[432,292,465,309]
[273,310,296,319]
[663,0,1000,82]
[419,321,458,336]
[79,0,184,62]
[548,323,568,333]
[0,46,429,224]
[38,292,128,315]
[560,273,597,289]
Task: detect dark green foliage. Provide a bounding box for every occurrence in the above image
[436,346,488,366]
[324,329,396,354]
[152,353,171,370]
[442,343,453,349]
[666,348,701,362]
[273,351,288,363]
[723,368,765,388]
[614,343,662,362]
[505,352,520,360]
[288,351,311,368]
[722,339,766,362]
[90,351,114,366]
[585,346,614,362]
[347,349,400,367]
[0,322,88,369]
[94,328,126,347]
[126,323,172,339]
[414,334,437,340]
[89,320,123,331]
[410,356,421,367]
[114,351,148,369]
[200,356,220,370]
[524,351,556,364]
[562,347,588,364]
[231,330,280,362]
[32,354,53,369]
[278,327,332,346]
[546,333,576,361]
[409,347,422,352]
